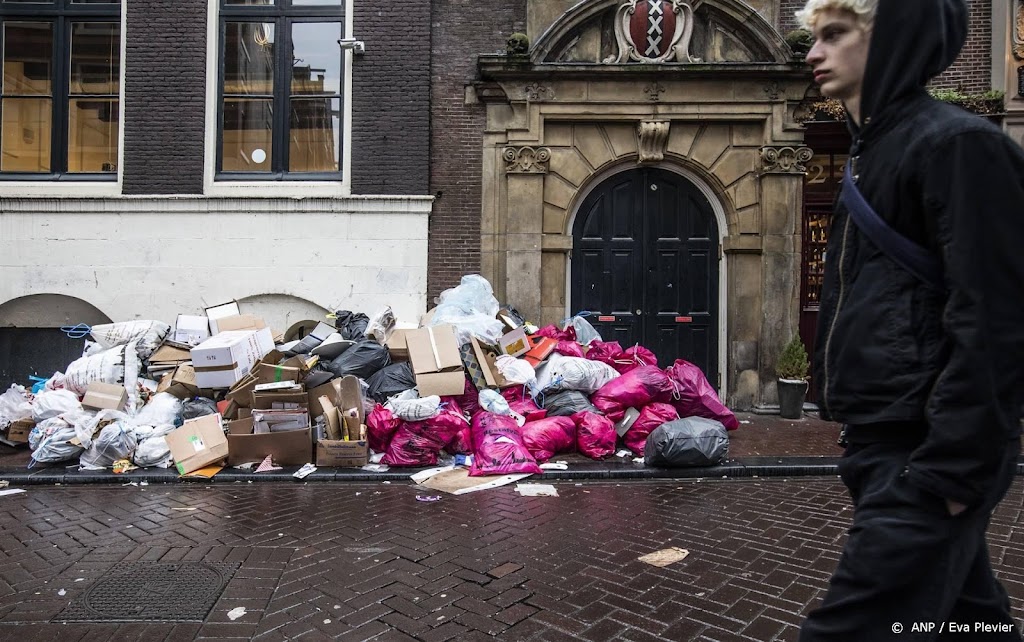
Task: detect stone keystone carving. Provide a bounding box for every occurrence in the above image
[525,82,554,102]
[604,0,700,64]
[760,146,813,174]
[504,146,552,174]
[637,121,671,163]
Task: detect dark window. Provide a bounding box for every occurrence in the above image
[0,0,120,180]
[218,0,343,180]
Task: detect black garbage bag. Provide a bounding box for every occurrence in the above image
[541,390,598,417]
[366,362,417,402]
[182,396,219,421]
[325,339,391,379]
[644,417,729,467]
[303,369,334,389]
[333,310,369,340]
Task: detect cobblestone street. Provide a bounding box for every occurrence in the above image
[0,478,1021,641]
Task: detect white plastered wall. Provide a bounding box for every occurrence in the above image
[0,196,432,329]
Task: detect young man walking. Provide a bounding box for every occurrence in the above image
[797,0,1024,639]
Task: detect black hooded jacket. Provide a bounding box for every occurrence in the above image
[813,0,1024,505]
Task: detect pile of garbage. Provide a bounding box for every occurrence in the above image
[0,274,737,476]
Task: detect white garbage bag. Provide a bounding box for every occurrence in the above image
[63,341,141,396]
[89,320,170,360]
[80,421,138,468]
[0,384,33,429]
[31,389,83,423]
[534,354,620,394]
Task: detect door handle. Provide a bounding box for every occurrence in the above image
[635,309,642,315]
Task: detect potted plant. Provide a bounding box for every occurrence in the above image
[776,335,809,419]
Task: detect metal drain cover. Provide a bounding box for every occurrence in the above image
[56,561,239,622]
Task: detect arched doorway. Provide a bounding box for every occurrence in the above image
[570,167,720,383]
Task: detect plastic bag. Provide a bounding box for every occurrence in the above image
[445,423,474,455]
[63,342,141,396]
[366,404,402,453]
[494,355,537,388]
[0,384,33,428]
[364,306,396,344]
[333,311,370,340]
[366,362,417,403]
[554,341,585,358]
[182,397,219,421]
[540,390,597,417]
[444,379,480,418]
[508,398,546,423]
[624,403,679,457]
[74,408,128,449]
[590,365,675,422]
[134,434,173,468]
[31,421,84,464]
[572,411,616,459]
[32,389,82,423]
[132,393,183,429]
[534,354,620,395]
[477,389,512,416]
[89,320,170,360]
[390,395,442,422]
[80,421,138,468]
[665,359,739,430]
[468,412,542,476]
[325,339,391,379]
[612,345,658,374]
[645,417,729,467]
[564,314,602,346]
[534,324,575,342]
[428,274,505,345]
[382,406,468,467]
[520,416,576,463]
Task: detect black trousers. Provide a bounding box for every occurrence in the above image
[800,439,1021,641]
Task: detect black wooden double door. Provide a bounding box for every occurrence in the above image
[570,168,720,384]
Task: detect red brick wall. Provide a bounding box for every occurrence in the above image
[428,1,526,303]
[779,0,992,94]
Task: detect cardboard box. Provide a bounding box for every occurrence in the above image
[307,379,342,419]
[407,324,465,396]
[205,301,240,334]
[5,419,33,444]
[497,327,530,358]
[316,438,369,467]
[461,337,511,390]
[191,328,275,389]
[216,314,267,333]
[173,314,210,346]
[386,328,412,361]
[227,416,255,435]
[157,364,203,399]
[166,414,229,475]
[81,382,128,411]
[226,373,258,407]
[251,390,308,410]
[227,425,312,466]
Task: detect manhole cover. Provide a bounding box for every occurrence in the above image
[55,561,239,622]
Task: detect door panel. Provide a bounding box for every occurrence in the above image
[572,168,719,384]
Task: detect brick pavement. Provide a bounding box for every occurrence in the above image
[0,478,1019,641]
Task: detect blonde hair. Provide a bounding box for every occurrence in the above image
[796,0,878,30]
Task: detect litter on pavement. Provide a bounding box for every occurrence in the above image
[638,547,691,567]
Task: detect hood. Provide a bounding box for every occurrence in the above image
[858,0,967,128]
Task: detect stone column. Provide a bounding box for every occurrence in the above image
[501,146,549,322]
[757,145,811,404]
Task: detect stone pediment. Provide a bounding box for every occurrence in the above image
[531,0,791,65]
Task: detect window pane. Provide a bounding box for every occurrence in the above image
[289,97,338,172]
[222,98,272,171]
[70,1,120,4]
[224,22,274,95]
[292,0,342,5]
[224,0,274,5]
[67,98,117,172]
[3,22,52,96]
[1,97,51,172]
[70,22,120,95]
[291,22,340,95]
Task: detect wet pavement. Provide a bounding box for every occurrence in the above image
[0,478,1020,641]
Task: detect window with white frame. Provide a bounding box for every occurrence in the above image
[217,0,343,180]
[0,0,120,179]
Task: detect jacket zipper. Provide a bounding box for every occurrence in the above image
[822,196,854,418]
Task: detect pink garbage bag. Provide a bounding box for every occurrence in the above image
[366,404,401,453]
[469,413,542,476]
[590,365,675,422]
[508,397,546,422]
[612,345,658,374]
[382,408,469,467]
[501,386,530,404]
[520,416,576,462]
[554,341,585,358]
[445,378,479,417]
[572,411,616,459]
[665,359,739,430]
[445,423,473,455]
[535,324,576,342]
[623,402,679,456]
[585,340,623,365]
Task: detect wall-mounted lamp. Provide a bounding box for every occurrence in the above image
[338,38,365,55]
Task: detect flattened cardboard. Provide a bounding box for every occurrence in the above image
[337,375,365,425]
[81,382,128,411]
[407,324,462,375]
[307,379,342,419]
[315,438,368,467]
[251,391,308,410]
[216,314,267,333]
[148,343,192,365]
[320,397,344,440]
[227,417,255,435]
[5,419,33,444]
[470,337,511,389]
[157,364,203,400]
[226,373,258,407]
[227,428,312,466]
[165,414,228,475]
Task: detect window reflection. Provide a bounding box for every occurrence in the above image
[291,22,340,95]
[1,98,51,171]
[222,98,273,171]
[224,22,274,95]
[70,22,119,94]
[3,22,52,95]
[289,97,338,172]
[68,98,117,172]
